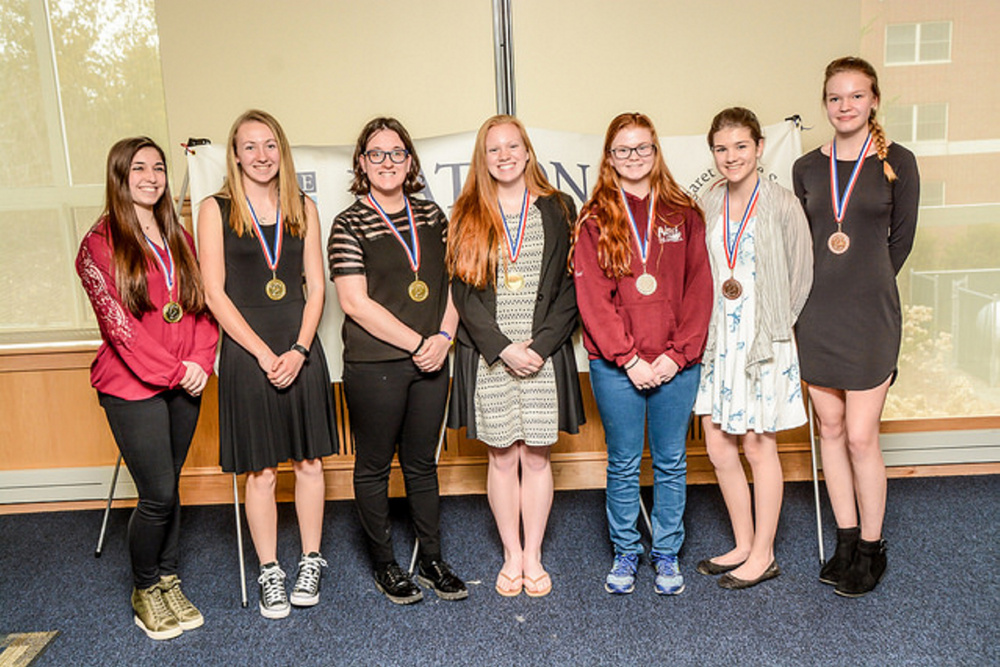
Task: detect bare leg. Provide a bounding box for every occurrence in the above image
[703,417,752,566]
[845,378,891,541]
[519,443,553,584]
[729,430,782,580]
[293,458,326,554]
[809,385,858,530]
[245,467,279,564]
[487,443,523,591]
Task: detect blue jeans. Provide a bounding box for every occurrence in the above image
[589,358,700,556]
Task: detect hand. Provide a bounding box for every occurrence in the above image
[499,339,544,378]
[650,354,680,384]
[179,361,209,397]
[626,357,661,391]
[267,350,305,389]
[413,334,450,373]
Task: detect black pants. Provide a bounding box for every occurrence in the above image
[343,359,447,564]
[99,389,201,589]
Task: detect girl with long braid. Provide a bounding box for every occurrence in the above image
[792,57,919,597]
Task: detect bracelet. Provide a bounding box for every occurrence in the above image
[438,330,453,343]
[411,336,426,356]
[290,343,309,358]
[624,356,640,370]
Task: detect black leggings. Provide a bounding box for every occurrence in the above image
[343,359,448,564]
[99,389,201,589]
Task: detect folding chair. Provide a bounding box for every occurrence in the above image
[94,453,124,558]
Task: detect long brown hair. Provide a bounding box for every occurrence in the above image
[572,113,699,279]
[447,115,562,289]
[824,56,897,182]
[101,137,206,317]
[218,109,307,237]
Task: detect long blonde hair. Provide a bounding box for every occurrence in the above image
[447,115,563,289]
[218,109,307,237]
[824,56,897,182]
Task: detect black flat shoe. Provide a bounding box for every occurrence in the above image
[373,562,423,605]
[417,559,469,601]
[718,561,781,590]
[696,558,745,576]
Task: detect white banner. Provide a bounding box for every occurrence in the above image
[188,121,801,381]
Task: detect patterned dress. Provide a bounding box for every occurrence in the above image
[695,213,806,434]
[473,203,558,447]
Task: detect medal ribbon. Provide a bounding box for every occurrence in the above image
[144,234,175,295]
[497,189,530,264]
[723,179,761,273]
[367,194,420,273]
[246,196,282,272]
[619,188,655,267]
[829,132,874,223]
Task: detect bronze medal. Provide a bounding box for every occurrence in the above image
[266,277,287,301]
[722,277,743,300]
[828,231,850,255]
[162,301,183,323]
[505,273,525,292]
[635,272,657,296]
[408,279,429,302]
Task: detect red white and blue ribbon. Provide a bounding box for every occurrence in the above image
[246,196,282,272]
[367,193,420,273]
[829,132,874,223]
[498,189,530,264]
[144,234,175,294]
[723,178,761,272]
[619,188,654,266]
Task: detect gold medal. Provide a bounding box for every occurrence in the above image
[408,279,429,302]
[505,273,525,292]
[162,301,183,323]
[635,272,657,296]
[828,231,850,255]
[266,277,287,301]
[722,277,743,300]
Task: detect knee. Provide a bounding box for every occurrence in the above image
[488,446,520,475]
[705,436,739,470]
[845,431,881,460]
[818,418,846,442]
[519,446,551,475]
[294,458,324,481]
[742,437,777,467]
[247,468,278,493]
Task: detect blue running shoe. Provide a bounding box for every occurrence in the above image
[605,553,639,594]
[651,552,685,595]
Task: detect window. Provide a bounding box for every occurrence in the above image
[0,0,169,344]
[884,103,948,143]
[885,21,952,65]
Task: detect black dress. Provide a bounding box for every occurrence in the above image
[216,197,336,473]
[792,143,919,390]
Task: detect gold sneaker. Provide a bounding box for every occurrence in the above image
[159,574,204,630]
[132,584,182,640]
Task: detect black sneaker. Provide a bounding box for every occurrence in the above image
[257,562,290,619]
[290,552,327,607]
[373,562,423,605]
[417,559,469,601]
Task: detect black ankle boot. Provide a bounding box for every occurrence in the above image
[835,538,887,598]
[819,526,860,585]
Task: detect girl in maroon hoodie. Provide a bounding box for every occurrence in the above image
[572,112,711,596]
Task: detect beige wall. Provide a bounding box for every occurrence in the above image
[154,1,861,185]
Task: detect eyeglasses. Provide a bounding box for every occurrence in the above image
[609,143,656,160]
[364,149,410,164]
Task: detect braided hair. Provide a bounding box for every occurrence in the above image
[824,56,897,182]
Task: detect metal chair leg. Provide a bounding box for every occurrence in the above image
[808,395,825,564]
[409,390,451,576]
[233,473,247,608]
[638,495,653,536]
[95,453,123,558]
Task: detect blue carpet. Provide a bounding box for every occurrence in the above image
[1,476,997,666]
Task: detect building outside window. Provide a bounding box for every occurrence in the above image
[885,21,952,65]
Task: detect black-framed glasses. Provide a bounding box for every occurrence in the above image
[609,143,656,160]
[364,149,410,164]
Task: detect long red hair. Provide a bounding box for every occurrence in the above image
[571,113,700,278]
[447,115,563,289]
[102,137,206,317]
